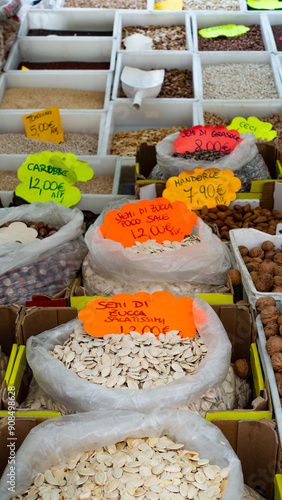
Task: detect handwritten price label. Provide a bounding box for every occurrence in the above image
[247,0,282,8]
[174,125,242,154]
[163,168,241,210]
[227,116,277,141]
[155,0,183,8]
[23,106,64,144]
[100,198,198,248]
[199,24,250,38]
[15,151,81,207]
[78,292,196,338]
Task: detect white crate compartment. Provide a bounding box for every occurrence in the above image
[198,52,282,100]
[4,38,116,73]
[230,228,282,308]
[112,52,200,101]
[192,12,272,52]
[116,11,192,51]
[0,155,135,212]
[0,112,106,157]
[0,72,113,113]
[262,13,282,54]
[196,99,282,126]
[18,9,118,38]
[102,100,198,156]
[256,314,282,446]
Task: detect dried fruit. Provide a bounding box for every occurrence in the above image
[266,336,282,356]
[255,273,273,292]
[234,358,251,379]
[260,306,280,325]
[255,296,276,313]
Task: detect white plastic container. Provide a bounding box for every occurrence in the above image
[256,314,282,445]
[4,38,116,73]
[112,51,200,101]
[58,0,152,8]
[230,228,282,308]
[102,100,198,155]
[0,155,135,211]
[0,72,112,112]
[116,11,192,51]
[0,112,106,157]
[18,9,118,38]
[192,12,272,52]
[198,52,282,100]
[196,99,282,126]
[262,13,282,54]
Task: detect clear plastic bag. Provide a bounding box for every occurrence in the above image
[0,409,244,500]
[156,131,259,177]
[84,199,232,285]
[244,485,266,499]
[0,202,87,304]
[26,296,232,413]
[19,379,75,415]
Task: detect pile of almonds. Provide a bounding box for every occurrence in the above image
[238,241,282,293]
[194,204,282,242]
[256,297,282,402]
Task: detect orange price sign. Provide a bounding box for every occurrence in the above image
[174,125,242,153]
[99,198,198,247]
[163,168,241,210]
[23,106,64,144]
[78,292,196,338]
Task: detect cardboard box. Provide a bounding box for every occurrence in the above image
[214,418,279,499]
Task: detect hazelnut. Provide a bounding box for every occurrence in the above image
[261,241,275,252]
[227,269,241,287]
[264,321,279,339]
[255,273,273,292]
[249,247,264,259]
[260,306,281,325]
[258,262,275,275]
[238,245,249,257]
[271,352,282,373]
[255,296,276,313]
[234,358,251,379]
[250,271,258,284]
[266,336,282,356]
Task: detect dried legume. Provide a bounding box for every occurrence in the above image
[111,127,187,157]
[122,26,187,50]
[64,0,147,7]
[183,0,239,9]
[0,133,98,155]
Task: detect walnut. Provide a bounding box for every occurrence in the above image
[258,262,276,275]
[249,247,264,259]
[255,273,273,292]
[265,251,276,260]
[264,321,279,339]
[261,241,275,252]
[277,315,282,327]
[266,336,282,356]
[275,372,282,384]
[274,266,282,276]
[243,256,252,264]
[238,245,249,257]
[250,271,258,284]
[273,287,282,293]
[227,269,241,287]
[271,352,282,373]
[274,276,282,287]
[255,296,276,312]
[274,253,282,265]
[234,358,251,379]
[260,306,280,325]
[235,300,249,307]
[246,262,260,273]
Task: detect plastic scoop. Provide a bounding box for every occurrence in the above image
[121,66,165,109]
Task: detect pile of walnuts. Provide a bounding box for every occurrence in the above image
[239,241,282,292]
[256,296,282,401]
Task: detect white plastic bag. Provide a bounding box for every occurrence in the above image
[0,409,244,500]
[26,296,232,413]
[0,201,87,303]
[83,199,232,285]
[156,132,259,178]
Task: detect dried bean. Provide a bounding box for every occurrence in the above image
[111,127,187,157]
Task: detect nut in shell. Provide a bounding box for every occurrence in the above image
[234,358,251,379]
[264,321,279,339]
[271,352,282,373]
[255,273,273,292]
[255,296,277,312]
[266,336,282,356]
[260,306,280,325]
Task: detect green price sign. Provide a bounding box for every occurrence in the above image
[199,24,250,38]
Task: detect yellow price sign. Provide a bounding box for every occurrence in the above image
[155,0,183,9]
[23,106,64,144]
[163,168,241,210]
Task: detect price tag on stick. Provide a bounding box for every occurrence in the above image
[163,168,241,210]
[23,106,64,144]
[78,292,197,338]
[100,198,198,247]
[174,125,242,154]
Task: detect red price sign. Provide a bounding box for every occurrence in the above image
[100,198,198,247]
[174,125,242,154]
[78,292,196,338]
